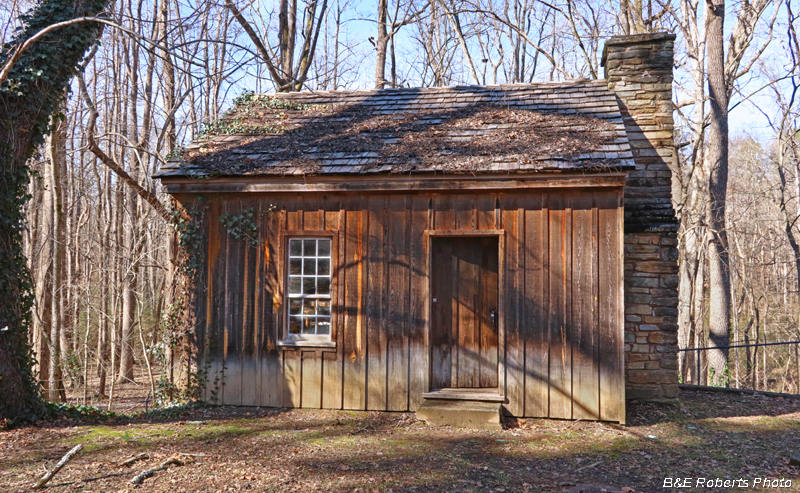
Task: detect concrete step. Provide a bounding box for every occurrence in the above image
[416,399,503,430]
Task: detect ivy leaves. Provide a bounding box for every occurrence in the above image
[0,0,110,420]
[219,208,259,247]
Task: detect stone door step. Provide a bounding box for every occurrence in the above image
[421,388,506,402]
[416,398,503,430]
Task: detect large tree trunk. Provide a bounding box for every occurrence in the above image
[705,0,731,386]
[0,0,109,421]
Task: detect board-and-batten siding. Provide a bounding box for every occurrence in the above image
[187,189,623,421]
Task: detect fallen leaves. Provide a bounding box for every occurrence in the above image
[1,392,799,491]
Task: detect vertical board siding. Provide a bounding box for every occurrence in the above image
[240,199,259,407]
[547,194,572,419]
[322,201,344,409]
[523,199,548,417]
[207,201,226,404]
[342,208,366,410]
[387,195,411,410]
[200,189,623,421]
[259,206,283,407]
[407,195,429,409]
[366,195,388,410]
[598,192,624,422]
[500,195,524,417]
[571,195,600,419]
[222,201,243,406]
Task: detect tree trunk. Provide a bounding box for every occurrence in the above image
[117,188,137,384]
[46,110,67,402]
[0,0,109,420]
[375,0,389,88]
[705,0,731,387]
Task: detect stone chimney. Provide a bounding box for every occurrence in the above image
[602,33,680,401]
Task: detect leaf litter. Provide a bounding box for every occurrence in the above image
[1,390,799,492]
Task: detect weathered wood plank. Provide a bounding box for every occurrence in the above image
[456,246,479,387]
[523,196,549,417]
[387,195,410,411]
[501,195,524,416]
[301,351,322,408]
[287,196,303,231]
[548,194,572,419]
[430,238,453,389]
[283,350,302,407]
[204,200,223,403]
[259,203,283,407]
[240,199,259,406]
[222,201,244,406]
[366,195,388,410]
[572,194,600,420]
[433,193,454,230]
[342,207,366,410]
[479,237,499,388]
[303,197,321,231]
[187,198,209,397]
[407,195,429,410]
[477,194,496,230]
[453,194,474,230]
[322,203,343,409]
[598,191,624,422]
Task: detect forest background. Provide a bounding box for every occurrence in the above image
[1,0,798,415]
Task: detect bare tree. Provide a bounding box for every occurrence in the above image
[225,0,329,91]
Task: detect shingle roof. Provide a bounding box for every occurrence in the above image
[156,80,635,178]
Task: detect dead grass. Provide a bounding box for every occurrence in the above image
[2,390,799,492]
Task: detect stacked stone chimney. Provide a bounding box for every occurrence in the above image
[602,33,680,401]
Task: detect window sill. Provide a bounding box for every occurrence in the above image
[276,339,336,350]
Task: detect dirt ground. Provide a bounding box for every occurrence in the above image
[2,390,799,492]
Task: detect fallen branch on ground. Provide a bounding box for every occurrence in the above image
[120,453,149,467]
[130,456,185,485]
[575,461,602,473]
[32,444,84,489]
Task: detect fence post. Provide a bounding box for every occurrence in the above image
[696,352,700,386]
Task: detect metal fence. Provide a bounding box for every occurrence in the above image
[679,340,800,394]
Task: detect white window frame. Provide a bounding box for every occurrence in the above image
[279,233,336,348]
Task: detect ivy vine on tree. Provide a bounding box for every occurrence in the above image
[0,0,110,422]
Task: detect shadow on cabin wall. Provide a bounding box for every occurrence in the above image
[165,32,683,420]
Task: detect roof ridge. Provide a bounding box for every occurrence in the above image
[269,79,609,99]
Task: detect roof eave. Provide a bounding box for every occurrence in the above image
[159,169,631,195]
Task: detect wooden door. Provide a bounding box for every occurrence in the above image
[431,237,499,389]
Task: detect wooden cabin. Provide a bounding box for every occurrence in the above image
[157,33,680,424]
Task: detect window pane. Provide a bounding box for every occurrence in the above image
[318,239,331,257]
[289,299,302,315]
[302,317,316,335]
[286,237,333,340]
[318,258,330,276]
[303,299,316,315]
[289,258,302,275]
[290,239,302,256]
[303,239,316,256]
[289,316,302,334]
[317,277,330,295]
[317,318,330,335]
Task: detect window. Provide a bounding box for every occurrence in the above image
[286,238,332,340]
